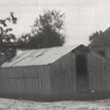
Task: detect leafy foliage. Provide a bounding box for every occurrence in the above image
[18,10,65,49]
[0,12,17,59]
[89,30,103,42]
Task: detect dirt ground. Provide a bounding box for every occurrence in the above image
[0,98,110,110]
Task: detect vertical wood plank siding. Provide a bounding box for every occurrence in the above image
[50,52,77,95]
[87,51,110,92]
[1,49,110,97]
[0,65,51,96]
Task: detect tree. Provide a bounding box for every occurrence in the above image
[89,30,103,43]
[0,12,17,59]
[18,10,65,49]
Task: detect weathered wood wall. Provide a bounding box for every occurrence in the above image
[0,65,51,96]
[50,52,77,95]
[1,50,110,99]
[0,52,77,98]
[87,51,110,92]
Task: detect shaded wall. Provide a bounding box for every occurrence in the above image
[50,52,77,95]
[0,52,77,99]
[88,51,110,92]
[0,65,51,96]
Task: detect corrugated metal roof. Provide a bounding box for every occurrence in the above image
[1,45,80,67]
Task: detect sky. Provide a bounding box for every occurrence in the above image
[0,0,110,46]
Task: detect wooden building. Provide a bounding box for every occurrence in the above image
[89,27,110,60]
[0,44,110,100]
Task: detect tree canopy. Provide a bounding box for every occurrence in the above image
[0,12,17,59]
[18,10,65,49]
[89,30,103,43]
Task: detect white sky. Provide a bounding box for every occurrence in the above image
[0,0,110,46]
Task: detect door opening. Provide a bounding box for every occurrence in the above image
[76,53,89,92]
[76,54,87,77]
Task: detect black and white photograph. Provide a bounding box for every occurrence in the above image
[0,0,110,109]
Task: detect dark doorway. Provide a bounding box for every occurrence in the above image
[76,54,87,76]
[76,53,89,92]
